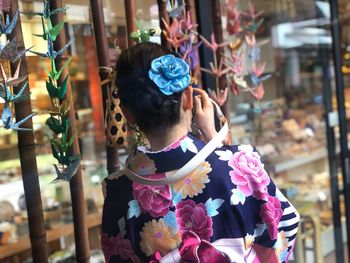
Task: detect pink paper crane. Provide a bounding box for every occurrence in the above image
[250,83,264,100]
[208,88,228,107]
[200,58,230,78]
[162,17,190,49]
[228,78,240,96]
[241,1,264,20]
[249,62,268,100]
[180,11,198,32]
[245,34,256,48]
[199,33,228,53]
[226,5,241,35]
[252,62,266,77]
[224,52,244,75]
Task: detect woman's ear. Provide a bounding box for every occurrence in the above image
[121,106,136,125]
[182,86,193,111]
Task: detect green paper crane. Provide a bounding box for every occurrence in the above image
[130,19,158,43]
[31,0,80,183]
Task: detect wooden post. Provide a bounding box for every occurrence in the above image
[124,0,137,47]
[5,1,49,262]
[49,1,90,262]
[211,0,230,118]
[157,0,171,48]
[90,0,120,175]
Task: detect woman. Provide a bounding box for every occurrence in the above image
[101,42,299,263]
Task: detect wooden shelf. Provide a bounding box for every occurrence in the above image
[0,212,101,259]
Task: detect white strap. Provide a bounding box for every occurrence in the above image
[116,100,228,185]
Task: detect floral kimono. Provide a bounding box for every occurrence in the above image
[101,134,300,263]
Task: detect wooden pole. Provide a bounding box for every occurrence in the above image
[90,0,120,175]
[124,0,137,47]
[157,0,171,48]
[50,1,90,262]
[211,0,230,118]
[5,1,49,262]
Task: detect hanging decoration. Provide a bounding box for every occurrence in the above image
[31,0,80,182]
[98,39,128,148]
[228,0,270,101]
[129,19,160,44]
[159,0,269,105]
[0,10,35,131]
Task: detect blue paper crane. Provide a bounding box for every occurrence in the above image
[1,103,35,131]
[32,0,67,19]
[52,157,81,183]
[0,82,30,103]
[249,72,271,87]
[0,61,34,131]
[30,35,71,59]
[0,10,18,36]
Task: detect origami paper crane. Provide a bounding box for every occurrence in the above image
[0,61,27,87]
[162,17,190,49]
[166,0,184,18]
[33,16,64,41]
[1,102,35,131]
[249,72,271,87]
[0,38,33,63]
[248,39,269,61]
[30,35,71,59]
[0,10,18,36]
[52,157,81,183]
[180,34,201,71]
[0,82,29,103]
[208,88,228,107]
[199,33,228,53]
[32,0,67,19]
[226,5,241,35]
[130,19,158,43]
[233,75,248,89]
[201,58,230,78]
[241,2,264,20]
[224,52,244,75]
[250,84,265,100]
[180,11,198,32]
[228,78,240,95]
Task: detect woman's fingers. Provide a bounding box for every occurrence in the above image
[194,95,202,113]
[193,88,211,109]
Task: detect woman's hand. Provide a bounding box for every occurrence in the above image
[193,88,217,141]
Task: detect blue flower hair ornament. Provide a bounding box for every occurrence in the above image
[148,54,191,95]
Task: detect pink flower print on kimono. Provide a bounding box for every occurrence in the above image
[175,199,214,240]
[228,145,270,200]
[101,217,140,263]
[260,196,283,240]
[101,233,140,263]
[133,173,173,217]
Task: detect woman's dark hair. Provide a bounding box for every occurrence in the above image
[115,42,184,133]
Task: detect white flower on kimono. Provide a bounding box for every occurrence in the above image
[180,137,198,153]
